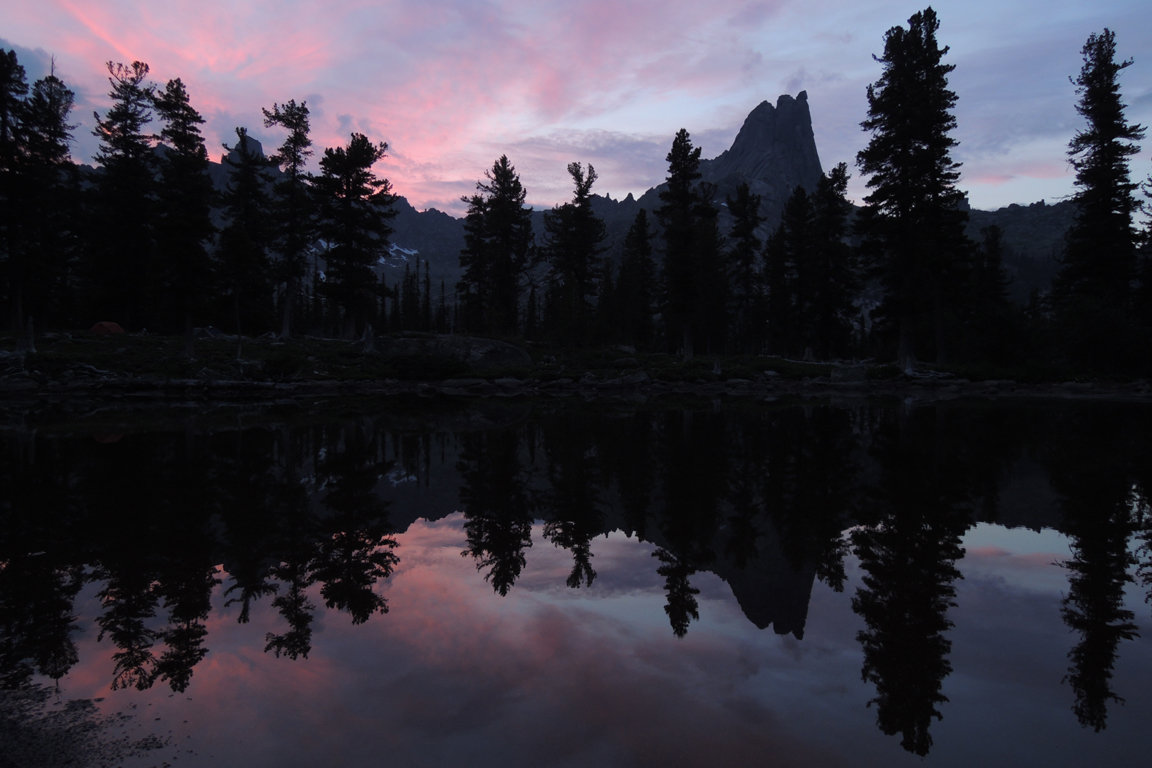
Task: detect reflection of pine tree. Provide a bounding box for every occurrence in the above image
[264,555,315,660]
[153,565,218,693]
[149,428,221,692]
[1047,407,1140,731]
[0,557,82,687]
[654,549,699,638]
[540,413,603,588]
[218,429,282,624]
[1138,488,1152,614]
[851,410,967,756]
[459,430,534,596]
[652,412,724,637]
[1062,519,1138,731]
[313,421,399,623]
[766,408,858,592]
[96,568,159,691]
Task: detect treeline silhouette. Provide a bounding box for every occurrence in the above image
[3,8,1151,374]
[2,400,1151,751]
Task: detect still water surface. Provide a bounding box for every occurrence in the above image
[1,398,1150,767]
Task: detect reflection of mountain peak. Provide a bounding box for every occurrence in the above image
[711,533,817,639]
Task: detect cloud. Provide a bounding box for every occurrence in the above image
[4,0,1151,214]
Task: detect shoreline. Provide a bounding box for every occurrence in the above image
[4,333,1152,409]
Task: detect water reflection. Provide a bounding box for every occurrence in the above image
[2,398,1151,762]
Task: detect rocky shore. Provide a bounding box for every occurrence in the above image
[3,333,1152,408]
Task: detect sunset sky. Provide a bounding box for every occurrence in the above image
[4,0,1151,216]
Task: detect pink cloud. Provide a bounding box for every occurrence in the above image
[8,0,1142,214]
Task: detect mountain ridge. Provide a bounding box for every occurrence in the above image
[200,94,1070,302]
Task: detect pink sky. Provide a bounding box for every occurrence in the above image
[4,0,1151,216]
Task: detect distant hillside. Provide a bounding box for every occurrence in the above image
[967,200,1071,302]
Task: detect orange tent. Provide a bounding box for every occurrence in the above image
[90,321,125,335]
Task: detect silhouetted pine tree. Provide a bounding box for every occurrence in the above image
[3,58,78,339]
[421,259,432,331]
[725,182,764,352]
[153,77,216,349]
[1051,29,1146,373]
[807,163,860,359]
[0,51,27,318]
[763,185,812,356]
[959,225,1016,364]
[314,132,395,337]
[262,99,314,338]
[541,162,606,345]
[614,208,657,349]
[856,8,971,369]
[219,126,275,345]
[399,261,419,330]
[457,155,533,336]
[658,129,724,358]
[88,61,156,330]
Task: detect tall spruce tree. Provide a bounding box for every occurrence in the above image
[614,209,657,349]
[763,186,813,357]
[3,56,78,341]
[856,8,970,370]
[314,132,395,337]
[0,50,28,324]
[1051,29,1145,373]
[457,155,533,336]
[808,163,859,359]
[725,182,764,353]
[153,78,216,348]
[541,162,606,345]
[962,226,1015,364]
[657,129,724,358]
[89,60,156,329]
[1139,169,1152,340]
[262,99,314,338]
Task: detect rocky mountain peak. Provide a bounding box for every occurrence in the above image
[700,91,823,220]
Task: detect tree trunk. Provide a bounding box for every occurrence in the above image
[280,278,294,339]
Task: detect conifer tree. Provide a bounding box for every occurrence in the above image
[263,99,314,338]
[856,8,970,370]
[421,260,432,332]
[0,51,26,267]
[1051,29,1146,373]
[0,50,28,301]
[541,162,606,345]
[657,129,724,358]
[436,278,449,333]
[808,163,859,359]
[153,77,216,347]
[959,225,1015,363]
[1138,170,1152,343]
[457,155,533,336]
[219,127,275,346]
[399,261,419,330]
[763,186,813,356]
[614,209,657,349]
[88,61,156,329]
[725,182,764,353]
[3,56,77,339]
[314,132,395,337]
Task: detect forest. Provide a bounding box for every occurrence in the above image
[1,7,1151,378]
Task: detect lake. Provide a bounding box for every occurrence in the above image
[1,396,1150,767]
